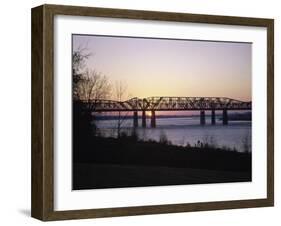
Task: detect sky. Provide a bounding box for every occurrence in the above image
[73,34,252,102]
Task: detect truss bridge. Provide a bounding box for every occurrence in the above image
[82,97,251,128]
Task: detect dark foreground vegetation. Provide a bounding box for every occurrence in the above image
[73,134,252,190]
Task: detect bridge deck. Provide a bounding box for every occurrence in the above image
[77,96,252,112]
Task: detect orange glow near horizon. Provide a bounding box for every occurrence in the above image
[147,111,152,117]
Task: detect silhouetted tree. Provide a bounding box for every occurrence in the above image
[77,69,111,111]
[114,80,129,138]
[72,47,111,156]
[72,47,91,100]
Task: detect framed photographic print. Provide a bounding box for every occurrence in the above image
[31,4,274,221]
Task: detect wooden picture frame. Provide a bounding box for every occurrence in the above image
[31,4,274,221]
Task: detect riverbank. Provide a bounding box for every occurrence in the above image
[73,136,251,189]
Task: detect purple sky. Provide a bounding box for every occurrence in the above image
[73,34,252,102]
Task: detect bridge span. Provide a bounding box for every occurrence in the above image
[81,97,251,128]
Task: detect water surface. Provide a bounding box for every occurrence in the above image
[95,116,251,152]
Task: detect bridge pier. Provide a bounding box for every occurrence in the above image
[151,110,156,128]
[223,109,228,125]
[211,109,216,125]
[133,111,138,128]
[142,111,146,128]
[200,110,205,125]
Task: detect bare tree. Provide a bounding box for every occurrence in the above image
[114,80,129,138]
[72,47,91,100]
[72,47,111,112]
[72,47,112,137]
[115,80,127,102]
[77,69,111,110]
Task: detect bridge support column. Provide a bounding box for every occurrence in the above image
[142,111,146,128]
[200,110,205,125]
[211,110,216,125]
[223,109,228,125]
[151,110,156,128]
[133,111,138,128]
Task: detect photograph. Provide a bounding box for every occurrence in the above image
[72,34,252,190]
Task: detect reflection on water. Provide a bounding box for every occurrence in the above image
[95,116,251,152]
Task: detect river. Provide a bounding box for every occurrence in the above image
[95,116,251,152]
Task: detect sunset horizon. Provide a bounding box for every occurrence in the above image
[73,34,252,102]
